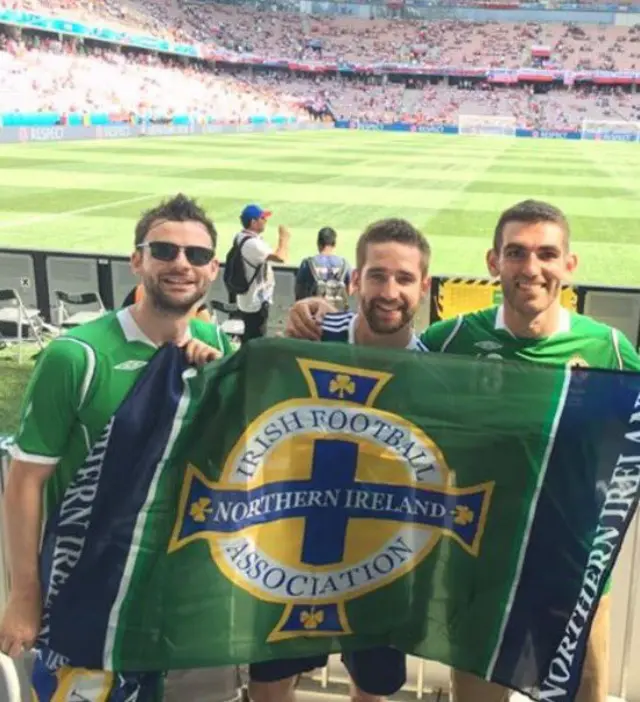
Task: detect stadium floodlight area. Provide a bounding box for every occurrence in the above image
[581,120,640,142]
[458,114,517,137]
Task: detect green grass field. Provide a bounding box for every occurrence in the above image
[1,129,640,434]
[0,130,639,285]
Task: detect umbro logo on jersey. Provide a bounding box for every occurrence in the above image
[474,341,503,351]
[114,360,148,371]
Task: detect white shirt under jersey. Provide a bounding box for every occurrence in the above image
[321,311,429,351]
[234,231,275,313]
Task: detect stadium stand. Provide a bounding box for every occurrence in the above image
[0,35,312,122]
[0,27,638,131]
[2,0,640,69]
[0,0,638,134]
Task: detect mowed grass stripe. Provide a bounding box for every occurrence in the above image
[33,137,610,164]
[0,187,149,213]
[1,201,638,247]
[2,142,614,168]
[7,130,637,159]
[1,173,639,218]
[2,154,637,193]
[5,139,639,173]
[3,156,638,185]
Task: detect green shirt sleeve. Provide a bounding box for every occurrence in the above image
[12,338,90,463]
[614,329,640,372]
[419,317,461,352]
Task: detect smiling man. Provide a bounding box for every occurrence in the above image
[0,194,239,702]
[249,218,430,702]
[284,199,640,702]
[419,199,640,702]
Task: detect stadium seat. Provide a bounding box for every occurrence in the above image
[0,289,48,364]
[54,290,107,329]
[209,300,245,344]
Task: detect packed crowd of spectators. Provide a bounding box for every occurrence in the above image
[2,0,640,71]
[0,34,310,121]
[0,27,637,131]
[1,0,639,131]
[243,70,639,129]
[179,7,640,71]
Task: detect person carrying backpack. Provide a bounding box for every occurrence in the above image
[295,227,351,311]
[223,204,290,343]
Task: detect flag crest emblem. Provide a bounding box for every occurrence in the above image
[170,357,494,641]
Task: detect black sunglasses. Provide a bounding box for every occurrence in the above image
[138,242,215,267]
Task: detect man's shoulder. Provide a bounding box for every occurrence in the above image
[421,308,494,349]
[24,317,119,391]
[568,312,620,340]
[313,254,349,267]
[238,232,270,252]
[64,310,120,342]
[567,312,640,369]
[48,311,122,363]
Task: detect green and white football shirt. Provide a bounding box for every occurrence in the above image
[11,307,233,514]
[421,305,640,372]
[421,305,640,595]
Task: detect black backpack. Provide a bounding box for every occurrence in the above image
[223,235,260,296]
[308,258,349,311]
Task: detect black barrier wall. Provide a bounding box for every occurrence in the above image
[2,247,640,346]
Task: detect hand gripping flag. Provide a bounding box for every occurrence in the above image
[37,339,640,702]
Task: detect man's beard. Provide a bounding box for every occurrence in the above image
[361,297,412,335]
[144,278,206,316]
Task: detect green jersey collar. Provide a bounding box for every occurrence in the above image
[117,308,192,348]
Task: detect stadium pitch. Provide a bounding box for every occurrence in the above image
[0,129,639,286]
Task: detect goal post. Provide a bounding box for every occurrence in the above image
[458,114,517,137]
[581,120,640,142]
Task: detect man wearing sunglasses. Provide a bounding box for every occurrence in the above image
[234,203,291,342]
[0,193,241,702]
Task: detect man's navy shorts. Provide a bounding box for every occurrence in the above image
[249,647,406,696]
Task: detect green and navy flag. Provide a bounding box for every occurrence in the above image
[37,339,640,702]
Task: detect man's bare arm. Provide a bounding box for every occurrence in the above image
[266,225,291,263]
[0,459,54,656]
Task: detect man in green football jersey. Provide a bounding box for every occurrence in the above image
[0,193,240,701]
[284,199,640,702]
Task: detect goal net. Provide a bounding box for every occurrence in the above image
[581,120,640,142]
[458,114,517,137]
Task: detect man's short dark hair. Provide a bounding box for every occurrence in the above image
[356,218,430,275]
[493,200,569,252]
[134,194,217,251]
[317,227,337,250]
